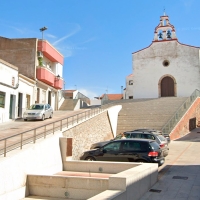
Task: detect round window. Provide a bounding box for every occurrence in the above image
[163,60,169,67]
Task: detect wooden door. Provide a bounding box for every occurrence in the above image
[161,77,174,97]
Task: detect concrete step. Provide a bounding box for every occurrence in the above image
[59,99,78,110]
[22,196,70,200]
[114,97,188,134]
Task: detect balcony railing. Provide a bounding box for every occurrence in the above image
[54,76,63,90]
[36,66,54,86]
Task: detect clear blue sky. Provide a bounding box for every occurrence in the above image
[0,0,200,98]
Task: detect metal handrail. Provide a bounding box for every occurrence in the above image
[0,107,105,157]
[161,89,200,135]
[74,92,91,105]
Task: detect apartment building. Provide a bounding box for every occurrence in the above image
[0,37,64,112]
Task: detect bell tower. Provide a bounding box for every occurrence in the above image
[153,13,177,42]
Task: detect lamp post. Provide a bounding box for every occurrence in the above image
[40,26,48,41]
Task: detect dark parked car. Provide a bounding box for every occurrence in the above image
[90,131,169,157]
[81,139,165,166]
[129,129,171,143]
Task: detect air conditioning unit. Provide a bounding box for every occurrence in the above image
[37,51,43,58]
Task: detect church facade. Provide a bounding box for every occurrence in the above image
[125,14,200,99]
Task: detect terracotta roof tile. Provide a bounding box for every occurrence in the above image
[101,94,123,100]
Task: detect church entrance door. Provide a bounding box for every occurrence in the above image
[161,77,174,97]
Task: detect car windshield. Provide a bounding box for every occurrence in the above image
[29,105,44,110]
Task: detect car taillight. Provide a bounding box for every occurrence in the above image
[148,151,158,157]
[160,144,165,148]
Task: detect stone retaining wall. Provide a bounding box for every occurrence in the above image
[63,111,114,160]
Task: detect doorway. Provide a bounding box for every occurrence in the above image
[9,94,16,119]
[36,88,40,103]
[161,76,175,97]
[26,94,30,109]
[48,91,51,106]
[9,95,14,119]
[18,93,23,117]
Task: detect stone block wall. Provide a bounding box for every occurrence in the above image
[63,111,113,160]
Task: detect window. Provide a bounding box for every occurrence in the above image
[163,60,170,67]
[12,77,15,86]
[129,96,133,99]
[122,141,142,151]
[104,142,121,152]
[146,134,155,140]
[0,92,6,108]
[129,80,133,85]
[130,133,142,138]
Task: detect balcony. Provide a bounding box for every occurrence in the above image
[54,76,63,90]
[36,67,54,86]
[37,40,64,65]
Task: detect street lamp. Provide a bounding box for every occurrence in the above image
[40,26,48,40]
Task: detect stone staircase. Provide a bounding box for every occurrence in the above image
[59,99,78,110]
[115,97,188,134]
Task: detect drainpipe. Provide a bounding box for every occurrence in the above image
[0,82,19,89]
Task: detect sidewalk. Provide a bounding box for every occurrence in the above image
[0,110,88,139]
[140,128,200,200]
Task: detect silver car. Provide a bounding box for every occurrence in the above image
[23,104,53,121]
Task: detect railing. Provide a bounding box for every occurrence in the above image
[161,89,200,135]
[74,92,91,105]
[0,107,105,157]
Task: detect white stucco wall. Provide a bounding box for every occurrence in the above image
[0,61,18,87]
[18,77,35,114]
[0,85,16,123]
[55,62,63,78]
[0,60,35,122]
[107,105,122,137]
[125,74,134,99]
[0,61,18,122]
[0,132,63,200]
[132,40,200,98]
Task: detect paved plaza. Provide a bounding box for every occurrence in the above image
[0,111,200,200]
[140,128,200,200]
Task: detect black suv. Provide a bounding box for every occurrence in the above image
[80,139,165,166]
[130,129,170,143]
[90,131,169,157]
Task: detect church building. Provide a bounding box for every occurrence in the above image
[125,14,200,99]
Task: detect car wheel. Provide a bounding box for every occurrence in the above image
[49,112,53,118]
[24,119,27,121]
[41,114,45,121]
[85,156,96,161]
